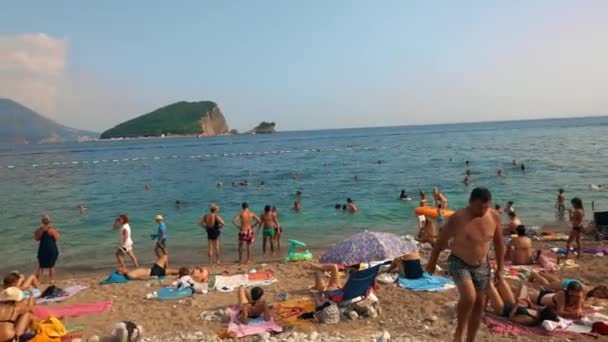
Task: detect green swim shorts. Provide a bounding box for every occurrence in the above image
[263,227,275,237]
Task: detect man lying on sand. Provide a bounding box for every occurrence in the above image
[122,254,179,280]
[505,225,534,265]
[236,286,270,324]
[487,278,558,326]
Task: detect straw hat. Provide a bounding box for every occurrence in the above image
[154,215,164,221]
[0,287,23,302]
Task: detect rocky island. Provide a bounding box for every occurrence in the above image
[249,121,276,134]
[100,101,229,139]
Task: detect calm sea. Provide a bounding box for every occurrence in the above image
[2,117,608,272]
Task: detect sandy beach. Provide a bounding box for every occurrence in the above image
[19,238,608,342]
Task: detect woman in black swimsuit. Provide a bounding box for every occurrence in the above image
[34,215,60,284]
[0,287,34,342]
[199,204,225,265]
[487,279,559,326]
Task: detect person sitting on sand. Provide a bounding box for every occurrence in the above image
[433,187,448,208]
[399,190,412,201]
[506,226,534,265]
[419,191,428,207]
[173,267,209,293]
[236,286,270,324]
[487,279,559,326]
[0,286,34,342]
[123,254,178,280]
[3,272,40,291]
[302,263,344,292]
[505,211,522,235]
[566,197,585,259]
[527,272,608,301]
[417,216,437,246]
[346,198,358,213]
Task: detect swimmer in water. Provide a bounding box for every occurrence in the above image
[521,163,526,172]
[465,169,471,176]
[292,172,300,180]
[512,159,517,166]
[342,204,347,211]
[433,187,448,209]
[347,198,358,213]
[335,204,342,212]
[497,169,504,177]
[145,184,151,191]
[175,200,182,208]
[400,190,412,201]
[295,190,302,197]
[590,184,605,191]
[419,191,428,206]
[463,176,471,186]
[240,180,250,187]
[293,201,302,212]
[465,160,470,167]
[216,181,223,188]
[354,175,359,182]
[259,181,266,189]
[78,204,87,215]
[231,181,237,187]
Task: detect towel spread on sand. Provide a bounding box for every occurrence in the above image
[398,273,454,292]
[212,271,277,292]
[272,297,316,326]
[227,306,283,338]
[36,285,88,304]
[33,300,113,319]
[483,314,588,339]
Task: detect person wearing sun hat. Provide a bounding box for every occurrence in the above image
[0,286,34,341]
[153,215,168,259]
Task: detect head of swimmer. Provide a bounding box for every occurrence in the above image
[468,187,492,217]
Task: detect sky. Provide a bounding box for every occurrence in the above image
[1,1,607,132]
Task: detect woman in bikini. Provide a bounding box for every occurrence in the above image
[566,197,585,259]
[302,262,343,292]
[487,279,559,326]
[0,287,34,342]
[526,280,585,319]
[528,271,608,301]
[419,191,428,207]
[199,204,225,265]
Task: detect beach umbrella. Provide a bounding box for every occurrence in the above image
[319,231,417,266]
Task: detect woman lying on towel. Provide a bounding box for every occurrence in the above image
[236,286,270,324]
[123,254,179,280]
[528,272,608,301]
[525,281,586,319]
[488,278,559,326]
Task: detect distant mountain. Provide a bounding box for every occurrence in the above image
[100,101,229,139]
[0,98,97,144]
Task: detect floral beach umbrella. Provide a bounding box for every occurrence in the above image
[319,231,418,266]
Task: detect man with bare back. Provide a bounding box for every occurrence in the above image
[232,202,261,264]
[427,187,504,342]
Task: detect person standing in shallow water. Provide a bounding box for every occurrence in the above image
[555,188,566,219]
[232,203,261,265]
[34,215,60,284]
[199,204,225,265]
[271,207,282,252]
[427,187,504,342]
[566,197,585,259]
[259,205,279,257]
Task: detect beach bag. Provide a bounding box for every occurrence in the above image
[402,253,423,279]
[592,322,608,335]
[314,302,340,325]
[28,316,66,342]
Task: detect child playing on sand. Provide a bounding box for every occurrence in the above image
[34,215,60,284]
[566,197,585,259]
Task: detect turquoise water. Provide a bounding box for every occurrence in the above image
[2,117,608,272]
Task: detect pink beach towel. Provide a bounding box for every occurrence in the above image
[33,300,112,319]
[483,314,592,339]
[227,305,282,338]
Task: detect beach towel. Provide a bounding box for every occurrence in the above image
[483,314,588,339]
[398,273,454,292]
[36,285,87,304]
[227,305,283,338]
[541,234,569,242]
[272,297,316,326]
[33,300,113,319]
[100,272,129,285]
[155,287,193,301]
[248,269,276,281]
[212,273,277,292]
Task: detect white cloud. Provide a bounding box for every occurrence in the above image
[0,33,67,117]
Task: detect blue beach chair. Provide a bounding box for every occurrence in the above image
[325,265,380,306]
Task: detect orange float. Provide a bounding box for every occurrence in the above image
[414,206,454,218]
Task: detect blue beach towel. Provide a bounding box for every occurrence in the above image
[156,287,193,300]
[398,273,454,292]
[100,272,129,285]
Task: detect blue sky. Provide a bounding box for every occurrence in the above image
[1,1,607,131]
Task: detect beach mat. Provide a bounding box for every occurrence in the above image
[36,285,87,304]
[483,314,590,339]
[155,287,193,301]
[398,273,454,292]
[272,297,316,326]
[227,305,282,338]
[33,300,113,319]
[100,271,164,285]
[212,272,277,292]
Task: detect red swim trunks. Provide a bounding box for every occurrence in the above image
[238,229,254,243]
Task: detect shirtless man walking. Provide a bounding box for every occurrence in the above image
[232,202,261,264]
[427,187,504,342]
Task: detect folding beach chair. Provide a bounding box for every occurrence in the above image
[325,265,381,306]
[592,201,608,240]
